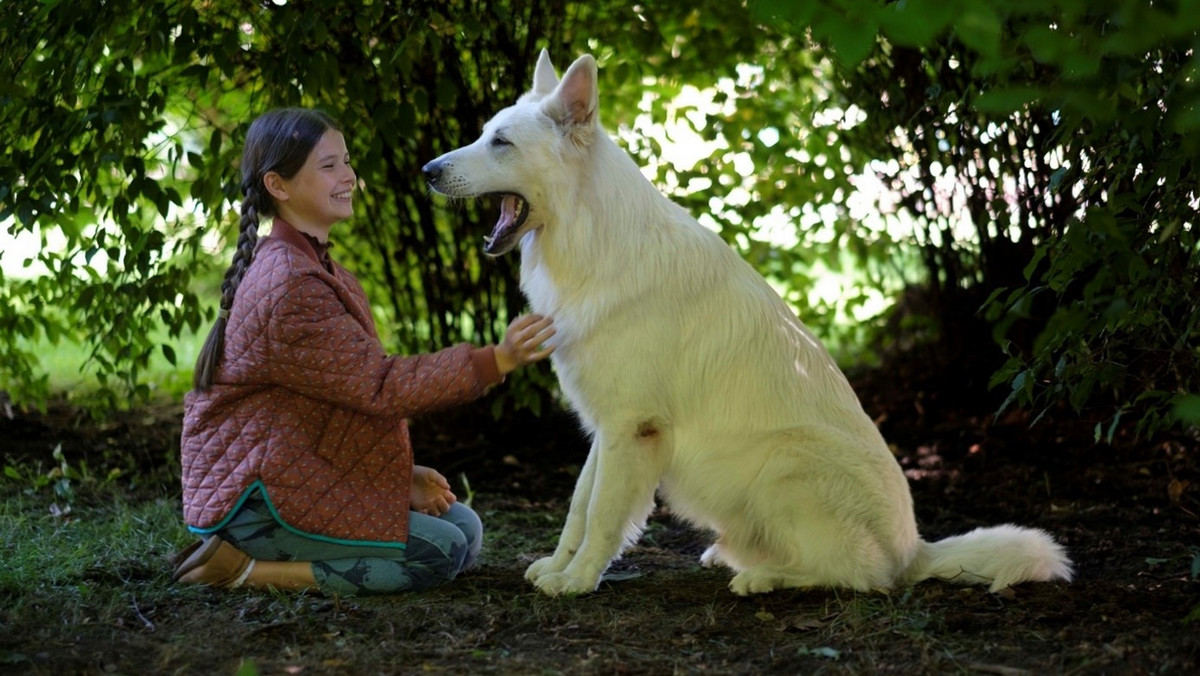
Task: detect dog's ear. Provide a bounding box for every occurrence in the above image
[532,49,558,95]
[546,54,598,146]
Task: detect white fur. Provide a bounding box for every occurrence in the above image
[423,51,1074,596]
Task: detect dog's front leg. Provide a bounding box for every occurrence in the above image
[525,436,600,583]
[533,424,663,596]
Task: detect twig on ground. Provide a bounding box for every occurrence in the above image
[130,595,155,632]
[967,662,1031,676]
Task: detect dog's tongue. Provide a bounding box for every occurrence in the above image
[491,195,519,240]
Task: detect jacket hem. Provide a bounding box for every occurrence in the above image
[187,480,407,550]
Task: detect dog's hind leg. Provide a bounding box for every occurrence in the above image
[728,565,831,596]
[532,420,668,596]
[717,426,908,595]
[700,536,751,569]
[526,436,601,583]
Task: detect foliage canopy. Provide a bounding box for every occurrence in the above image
[1,0,1197,438]
[754,0,1200,437]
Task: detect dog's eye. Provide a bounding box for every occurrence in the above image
[491,136,513,148]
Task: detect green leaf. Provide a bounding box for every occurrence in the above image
[1048,167,1068,193]
[436,78,458,109]
[0,80,31,97]
[1021,25,1062,64]
[1187,603,1200,625]
[883,0,953,47]
[208,129,222,158]
[956,4,1003,57]
[1172,394,1200,425]
[975,87,1042,114]
[397,102,416,137]
[1170,102,1200,133]
[1105,409,1123,444]
[750,0,816,26]
[76,286,97,310]
[815,12,878,69]
[16,202,35,227]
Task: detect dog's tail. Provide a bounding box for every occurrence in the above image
[901,524,1073,591]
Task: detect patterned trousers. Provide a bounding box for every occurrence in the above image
[217,493,482,596]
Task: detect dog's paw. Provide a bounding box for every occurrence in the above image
[525,555,565,582]
[533,571,598,597]
[699,544,725,569]
[729,570,780,596]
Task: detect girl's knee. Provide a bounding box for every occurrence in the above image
[446,503,483,566]
[404,508,478,586]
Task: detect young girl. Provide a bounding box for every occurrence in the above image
[172,107,555,595]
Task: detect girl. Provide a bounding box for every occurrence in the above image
[172,107,555,595]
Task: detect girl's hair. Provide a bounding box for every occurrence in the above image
[192,107,342,389]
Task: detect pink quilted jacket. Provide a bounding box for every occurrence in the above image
[180,219,501,546]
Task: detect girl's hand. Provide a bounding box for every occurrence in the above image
[495,314,556,375]
[411,465,456,517]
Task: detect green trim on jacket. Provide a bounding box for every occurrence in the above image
[187,480,406,550]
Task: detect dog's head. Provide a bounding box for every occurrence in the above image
[422,50,599,256]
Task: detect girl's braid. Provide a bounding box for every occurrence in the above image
[192,182,265,389]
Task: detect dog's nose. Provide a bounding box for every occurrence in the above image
[422,161,441,185]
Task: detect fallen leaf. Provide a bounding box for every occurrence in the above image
[1168,479,1189,503]
[780,614,824,632]
[600,571,643,583]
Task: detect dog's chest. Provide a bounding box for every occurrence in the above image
[521,245,677,413]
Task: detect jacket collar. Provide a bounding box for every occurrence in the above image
[269,218,325,266]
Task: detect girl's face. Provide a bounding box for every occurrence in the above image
[271,129,355,234]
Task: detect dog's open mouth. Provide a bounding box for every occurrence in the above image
[483,192,530,256]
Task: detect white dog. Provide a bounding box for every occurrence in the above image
[423,51,1073,596]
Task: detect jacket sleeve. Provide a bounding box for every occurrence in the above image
[263,270,503,418]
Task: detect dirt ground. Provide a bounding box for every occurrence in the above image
[1,368,1198,675]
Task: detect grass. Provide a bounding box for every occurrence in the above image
[0,487,191,609]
